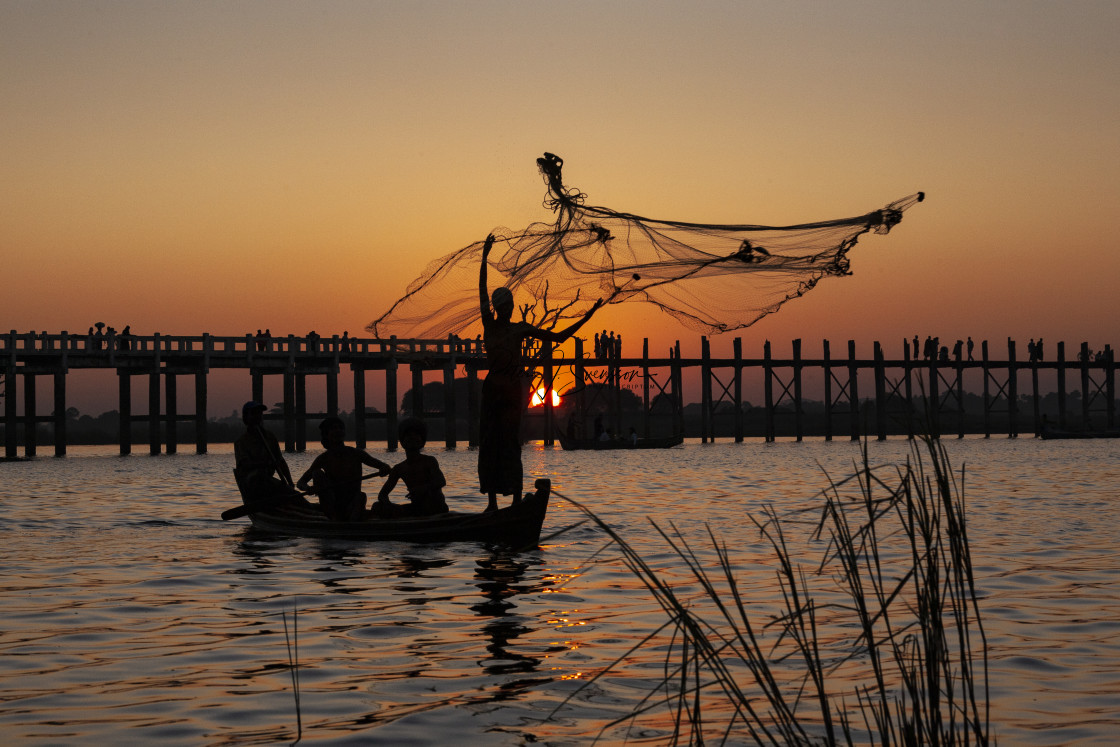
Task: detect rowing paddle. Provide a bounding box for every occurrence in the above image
[220,472,384,521]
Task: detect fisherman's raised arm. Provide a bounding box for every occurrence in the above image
[479,234,496,320]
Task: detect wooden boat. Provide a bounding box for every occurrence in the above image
[237,478,552,547]
[556,432,684,450]
[1040,426,1120,440]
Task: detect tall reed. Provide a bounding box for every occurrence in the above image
[281,604,303,744]
[555,436,989,746]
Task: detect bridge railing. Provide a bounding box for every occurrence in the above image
[4,330,486,362]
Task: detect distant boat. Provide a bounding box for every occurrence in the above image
[1039,425,1120,440]
[557,432,684,450]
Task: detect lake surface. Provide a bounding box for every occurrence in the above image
[2,437,1118,745]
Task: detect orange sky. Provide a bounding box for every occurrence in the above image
[4,1,1119,377]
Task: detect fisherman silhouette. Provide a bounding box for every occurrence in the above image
[478,233,603,511]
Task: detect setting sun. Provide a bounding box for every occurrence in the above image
[529,386,561,407]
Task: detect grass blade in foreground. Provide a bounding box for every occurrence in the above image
[554,436,990,746]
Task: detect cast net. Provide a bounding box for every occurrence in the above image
[368,153,923,339]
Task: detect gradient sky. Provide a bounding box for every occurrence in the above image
[4,1,1119,367]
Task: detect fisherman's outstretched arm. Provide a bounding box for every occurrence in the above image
[534,298,605,343]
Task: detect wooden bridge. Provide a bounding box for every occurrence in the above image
[2,330,1115,458]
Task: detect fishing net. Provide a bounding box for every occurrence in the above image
[368,153,923,339]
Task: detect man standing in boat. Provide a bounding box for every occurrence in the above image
[478,233,603,511]
[234,401,296,502]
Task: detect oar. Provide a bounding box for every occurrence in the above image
[260,425,296,490]
[221,472,384,521]
[221,497,299,521]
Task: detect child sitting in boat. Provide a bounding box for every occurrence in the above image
[297,416,391,521]
[374,417,449,517]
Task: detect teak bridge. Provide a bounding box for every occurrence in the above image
[3,330,1116,458]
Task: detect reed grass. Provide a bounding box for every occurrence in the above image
[555,435,990,746]
[281,604,303,744]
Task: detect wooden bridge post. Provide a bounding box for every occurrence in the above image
[612,336,623,439]
[542,337,553,447]
[23,373,36,457]
[822,340,833,441]
[733,337,743,443]
[926,347,940,440]
[1107,345,1115,429]
[410,359,424,418]
[701,336,711,443]
[148,373,161,455]
[353,366,367,448]
[196,335,209,454]
[874,342,886,441]
[53,370,66,457]
[571,337,585,439]
[386,338,399,451]
[847,340,860,441]
[1080,342,1091,428]
[195,369,207,454]
[327,367,339,419]
[642,338,651,438]
[1031,352,1041,436]
[955,346,965,439]
[5,354,17,459]
[165,373,177,455]
[1007,339,1018,438]
[444,338,458,449]
[118,370,132,456]
[283,370,296,453]
[443,337,457,448]
[147,334,161,455]
[295,373,308,451]
[793,339,804,442]
[981,341,991,438]
[763,340,774,442]
[672,341,684,437]
[903,338,915,440]
[1057,342,1067,429]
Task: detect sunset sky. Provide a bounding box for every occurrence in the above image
[4,2,1118,386]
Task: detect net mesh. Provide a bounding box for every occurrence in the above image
[369,153,923,339]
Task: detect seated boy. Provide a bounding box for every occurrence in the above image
[375,417,449,517]
[297,416,391,521]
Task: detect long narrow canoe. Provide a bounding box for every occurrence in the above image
[1040,427,1120,440]
[245,479,551,547]
[557,432,684,450]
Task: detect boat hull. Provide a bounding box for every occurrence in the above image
[246,480,551,547]
[1040,428,1120,440]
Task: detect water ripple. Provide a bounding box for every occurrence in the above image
[1,439,1118,743]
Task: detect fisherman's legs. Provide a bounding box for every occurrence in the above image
[479,376,527,510]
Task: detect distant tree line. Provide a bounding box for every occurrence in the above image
[1,380,1115,447]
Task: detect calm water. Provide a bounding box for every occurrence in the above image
[2,438,1118,745]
